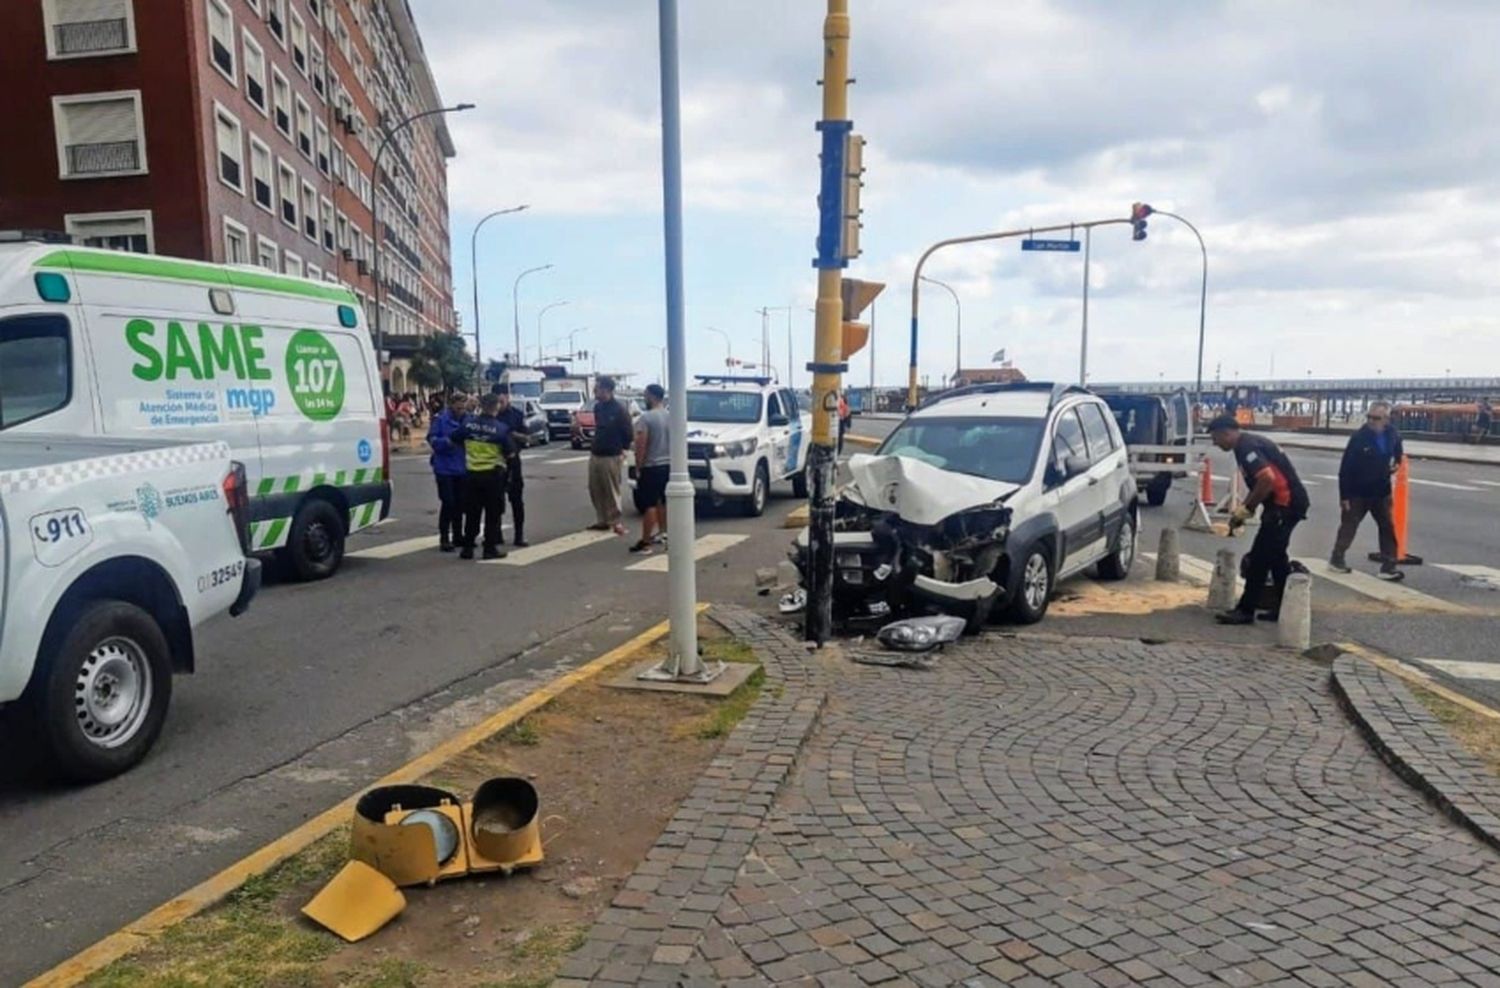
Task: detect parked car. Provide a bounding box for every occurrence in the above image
[0,434,258,780]
[1098,391,1191,506]
[791,382,1137,631]
[0,242,390,581]
[521,398,549,445]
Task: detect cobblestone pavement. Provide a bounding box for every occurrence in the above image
[562,614,1500,986]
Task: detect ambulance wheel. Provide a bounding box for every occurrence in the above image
[29,600,172,782]
[792,468,809,499]
[285,498,346,581]
[742,461,769,517]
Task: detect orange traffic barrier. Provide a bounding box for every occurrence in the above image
[1371,457,1423,565]
[1198,456,1214,504]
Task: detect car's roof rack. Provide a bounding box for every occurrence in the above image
[694,375,772,387]
[918,381,1091,412]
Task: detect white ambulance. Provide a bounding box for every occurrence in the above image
[0,242,389,579]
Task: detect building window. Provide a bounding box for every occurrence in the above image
[249,136,273,212]
[266,0,285,45]
[256,235,279,271]
[283,249,302,277]
[64,210,153,253]
[314,120,331,175]
[320,197,335,253]
[310,40,325,99]
[277,158,298,228]
[223,217,250,264]
[242,31,267,113]
[330,143,343,181]
[52,91,146,179]
[294,95,312,159]
[289,6,307,74]
[213,104,244,192]
[245,0,262,13]
[208,0,235,82]
[43,0,136,59]
[306,262,322,281]
[271,66,291,138]
[336,212,350,252]
[301,181,318,241]
[335,14,349,57]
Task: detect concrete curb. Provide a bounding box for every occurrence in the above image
[1330,653,1500,854]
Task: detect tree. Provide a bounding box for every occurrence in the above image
[407,334,477,394]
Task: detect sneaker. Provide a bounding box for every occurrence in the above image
[1378,566,1406,582]
[439,539,455,553]
[483,546,506,560]
[459,547,475,560]
[653,532,668,545]
[1215,609,1255,625]
[1328,556,1352,574]
[512,538,530,548]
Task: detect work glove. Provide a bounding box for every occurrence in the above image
[1230,506,1253,526]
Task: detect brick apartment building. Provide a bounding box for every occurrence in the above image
[0,0,460,390]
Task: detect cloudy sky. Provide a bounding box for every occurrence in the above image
[413,0,1500,391]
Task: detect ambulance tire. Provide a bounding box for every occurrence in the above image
[29,600,173,783]
[285,498,346,581]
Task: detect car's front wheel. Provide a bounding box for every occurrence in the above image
[28,600,173,782]
[1097,511,1137,581]
[742,461,769,517]
[1007,545,1053,624]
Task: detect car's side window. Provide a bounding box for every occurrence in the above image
[766,391,784,424]
[782,389,799,418]
[0,314,72,430]
[1077,403,1116,463]
[1051,408,1087,475]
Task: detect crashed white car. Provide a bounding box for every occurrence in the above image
[793,383,1138,630]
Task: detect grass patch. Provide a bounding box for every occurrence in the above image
[499,716,541,747]
[85,833,350,988]
[705,636,757,665]
[1409,685,1500,777]
[478,924,589,988]
[696,668,766,739]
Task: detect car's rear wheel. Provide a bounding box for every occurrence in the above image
[1146,474,1170,507]
[1007,545,1053,624]
[1097,511,1137,581]
[27,600,173,782]
[284,497,346,581]
[742,461,769,517]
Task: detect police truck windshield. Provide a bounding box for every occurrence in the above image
[687,391,763,424]
[507,381,542,398]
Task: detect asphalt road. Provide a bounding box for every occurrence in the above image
[0,440,800,985]
[852,414,1500,697]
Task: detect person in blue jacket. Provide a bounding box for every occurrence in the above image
[426,392,469,552]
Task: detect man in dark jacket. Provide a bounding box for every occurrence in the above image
[1208,416,1310,625]
[492,386,532,547]
[587,376,634,534]
[426,392,469,552]
[1330,402,1404,579]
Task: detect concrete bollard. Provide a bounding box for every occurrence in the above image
[1207,548,1238,611]
[1155,528,1181,582]
[1277,573,1313,651]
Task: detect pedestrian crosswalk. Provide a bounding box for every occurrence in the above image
[626,534,748,572]
[482,529,617,566]
[348,526,757,575]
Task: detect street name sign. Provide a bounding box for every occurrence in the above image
[1021,239,1082,252]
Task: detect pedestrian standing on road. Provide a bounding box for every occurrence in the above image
[1208,416,1310,625]
[1476,398,1494,444]
[1330,401,1405,580]
[837,391,850,455]
[492,386,531,548]
[426,392,468,552]
[586,375,633,535]
[452,393,511,560]
[630,384,671,553]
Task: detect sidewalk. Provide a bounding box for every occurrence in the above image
[560,608,1500,987]
[1260,430,1500,467]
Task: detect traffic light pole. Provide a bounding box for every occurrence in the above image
[906,217,1132,410]
[804,0,852,645]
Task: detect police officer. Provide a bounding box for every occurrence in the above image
[1208,415,1310,625]
[491,385,531,547]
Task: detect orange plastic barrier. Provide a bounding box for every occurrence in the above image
[1392,457,1410,562]
[1199,457,1214,504]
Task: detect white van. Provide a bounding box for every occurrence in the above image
[0,243,389,579]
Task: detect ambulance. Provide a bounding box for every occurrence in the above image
[0,242,389,579]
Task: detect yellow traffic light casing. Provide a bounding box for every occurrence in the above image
[840,278,884,321]
[842,321,870,358]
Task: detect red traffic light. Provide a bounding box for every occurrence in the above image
[1131,202,1153,221]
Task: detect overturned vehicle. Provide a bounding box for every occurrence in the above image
[789,383,1140,633]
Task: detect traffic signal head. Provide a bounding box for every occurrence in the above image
[1131,202,1152,242]
[841,322,870,359]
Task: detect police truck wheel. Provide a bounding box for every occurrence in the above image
[792,468,809,499]
[1007,546,1053,624]
[28,601,172,782]
[1146,475,1170,507]
[286,498,346,581]
[742,462,769,517]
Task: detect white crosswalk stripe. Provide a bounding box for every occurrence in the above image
[482,529,617,566]
[1414,658,1500,681]
[627,534,749,572]
[349,527,510,560]
[543,455,589,465]
[1475,480,1500,488]
[1435,563,1500,591]
[1408,477,1482,492]
[1300,558,1470,613]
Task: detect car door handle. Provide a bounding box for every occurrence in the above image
[1088,477,1100,486]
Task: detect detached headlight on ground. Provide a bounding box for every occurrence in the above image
[713,438,757,458]
[876,615,966,653]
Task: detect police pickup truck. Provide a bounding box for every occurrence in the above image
[684,376,810,516]
[0,434,258,780]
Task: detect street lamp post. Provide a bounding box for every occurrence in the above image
[1154,210,1208,426]
[511,264,552,365]
[706,326,732,368]
[536,300,570,363]
[648,345,667,384]
[470,205,528,378]
[920,275,961,388]
[373,103,475,373]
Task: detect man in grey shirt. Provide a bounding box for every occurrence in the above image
[630,384,671,553]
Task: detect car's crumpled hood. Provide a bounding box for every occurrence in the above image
[684,423,759,445]
[843,453,1019,526]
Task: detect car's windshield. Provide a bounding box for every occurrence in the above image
[877,416,1045,485]
[687,390,762,424]
[507,380,543,398]
[540,390,583,404]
